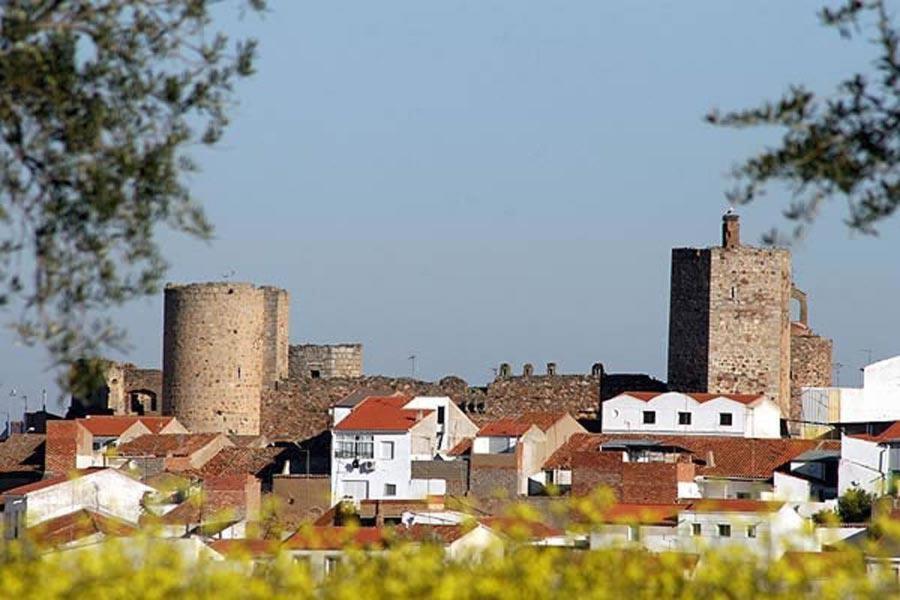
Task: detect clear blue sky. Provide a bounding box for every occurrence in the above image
[3,1,898,416]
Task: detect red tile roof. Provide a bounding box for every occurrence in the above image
[208,539,278,558]
[685,499,785,513]
[333,396,433,432]
[0,434,45,473]
[283,526,390,550]
[117,433,223,457]
[544,433,834,479]
[2,468,108,496]
[620,391,765,405]
[595,503,682,525]
[480,516,564,539]
[447,438,472,456]
[28,508,136,546]
[848,421,900,442]
[78,416,177,437]
[192,447,283,478]
[477,418,533,437]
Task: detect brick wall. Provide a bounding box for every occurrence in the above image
[44,421,90,475]
[571,452,683,502]
[411,460,469,496]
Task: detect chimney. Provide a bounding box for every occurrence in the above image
[706,450,716,468]
[722,212,740,248]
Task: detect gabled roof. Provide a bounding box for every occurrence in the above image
[617,391,766,406]
[480,516,564,539]
[594,503,682,525]
[192,447,283,478]
[334,388,398,409]
[684,499,785,514]
[848,421,900,443]
[543,433,837,479]
[208,539,278,558]
[447,438,472,457]
[79,416,177,437]
[477,418,532,437]
[2,467,109,496]
[0,433,45,473]
[333,396,433,432]
[477,412,572,437]
[283,526,390,550]
[117,433,224,458]
[29,508,136,546]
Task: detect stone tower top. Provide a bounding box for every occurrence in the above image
[722,212,740,248]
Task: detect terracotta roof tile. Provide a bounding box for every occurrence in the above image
[849,421,900,442]
[596,503,682,525]
[517,411,569,432]
[685,499,785,513]
[28,508,136,546]
[193,447,282,478]
[208,539,278,558]
[477,418,533,437]
[480,516,563,539]
[284,526,390,550]
[0,434,45,473]
[78,416,176,437]
[544,433,832,479]
[621,391,765,405]
[447,438,472,457]
[334,396,433,432]
[2,468,108,496]
[117,433,223,458]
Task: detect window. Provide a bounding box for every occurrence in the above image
[324,556,341,575]
[691,523,702,536]
[310,370,321,379]
[642,411,656,424]
[384,483,397,497]
[718,524,731,538]
[678,412,692,425]
[736,492,751,500]
[335,434,374,459]
[437,406,445,425]
[746,525,757,538]
[627,525,640,542]
[719,412,733,426]
[380,441,394,460]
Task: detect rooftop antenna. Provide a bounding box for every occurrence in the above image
[408,354,417,379]
[222,269,236,280]
[833,362,844,386]
[41,388,46,412]
[861,349,873,366]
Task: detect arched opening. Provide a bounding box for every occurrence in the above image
[128,389,158,415]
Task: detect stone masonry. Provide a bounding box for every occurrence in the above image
[163,282,289,435]
[289,344,363,379]
[668,215,794,416]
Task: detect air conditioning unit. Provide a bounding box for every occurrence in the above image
[362,461,375,471]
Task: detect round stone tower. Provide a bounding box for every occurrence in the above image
[163,282,282,435]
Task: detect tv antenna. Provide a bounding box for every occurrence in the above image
[833,362,844,386]
[221,269,236,280]
[408,354,417,379]
[861,348,873,366]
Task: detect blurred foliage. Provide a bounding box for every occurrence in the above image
[708,0,900,242]
[838,486,875,523]
[0,1,264,390]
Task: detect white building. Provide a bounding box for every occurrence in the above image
[2,468,156,539]
[330,394,477,503]
[802,355,900,428]
[838,422,900,496]
[602,392,781,438]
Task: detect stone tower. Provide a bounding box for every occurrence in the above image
[667,214,793,415]
[162,282,289,434]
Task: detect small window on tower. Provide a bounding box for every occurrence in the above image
[730,286,737,301]
[310,370,321,379]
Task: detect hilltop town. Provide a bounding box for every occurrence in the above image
[1,214,897,577]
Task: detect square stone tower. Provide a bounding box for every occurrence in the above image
[667,214,793,415]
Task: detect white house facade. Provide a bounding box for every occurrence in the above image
[602,392,781,438]
[330,395,477,503]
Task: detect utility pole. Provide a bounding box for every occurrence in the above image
[833,362,844,387]
[408,354,417,379]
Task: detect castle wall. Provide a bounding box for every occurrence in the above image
[288,344,363,379]
[262,287,290,386]
[791,331,833,423]
[707,246,792,414]
[667,249,711,392]
[163,282,269,435]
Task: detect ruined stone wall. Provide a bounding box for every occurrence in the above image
[667,248,711,392]
[707,246,792,414]
[791,330,833,423]
[262,287,290,387]
[484,370,600,421]
[163,282,268,435]
[288,344,363,379]
[123,366,163,414]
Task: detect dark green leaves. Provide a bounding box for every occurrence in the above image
[0,1,265,389]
